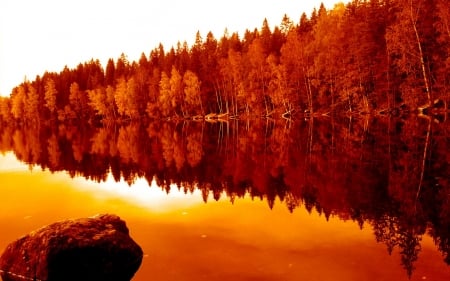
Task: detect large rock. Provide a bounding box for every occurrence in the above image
[0,214,143,281]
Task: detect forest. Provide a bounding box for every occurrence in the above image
[0,0,449,123]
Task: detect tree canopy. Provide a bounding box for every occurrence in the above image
[0,0,448,124]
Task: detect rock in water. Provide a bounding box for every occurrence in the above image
[0,214,143,281]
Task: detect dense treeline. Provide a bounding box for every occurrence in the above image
[0,0,448,123]
[0,116,448,276]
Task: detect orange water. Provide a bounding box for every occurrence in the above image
[0,153,449,281]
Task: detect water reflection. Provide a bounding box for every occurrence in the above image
[0,116,449,279]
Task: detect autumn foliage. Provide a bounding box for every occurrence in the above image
[0,0,448,123]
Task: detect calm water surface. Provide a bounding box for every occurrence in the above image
[0,117,449,280]
[0,152,448,281]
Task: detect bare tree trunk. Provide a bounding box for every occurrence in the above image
[303,69,313,115]
[386,38,392,112]
[197,92,204,116]
[346,88,353,113]
[264,95,271,117]
[409,0,431,105]
[358,63,370,113]
[306,75,313,114]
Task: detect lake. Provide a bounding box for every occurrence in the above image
[0,115,449,281]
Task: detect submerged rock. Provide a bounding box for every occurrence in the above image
[0,214,143,281]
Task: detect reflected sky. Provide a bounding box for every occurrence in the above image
[0,152,29,171]
[0,151,205,211]
[1,152,449,281]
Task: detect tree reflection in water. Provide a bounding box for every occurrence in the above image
[0,116,448,277]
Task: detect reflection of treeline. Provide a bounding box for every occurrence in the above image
[0,0,449,123]
[0,116,448,275]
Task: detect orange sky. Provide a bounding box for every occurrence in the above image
[0,0,349,97]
